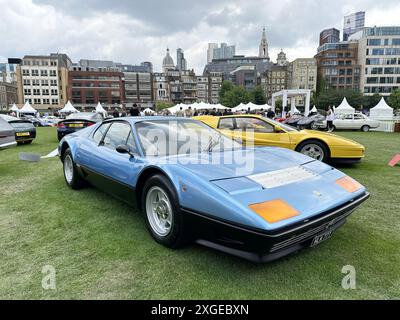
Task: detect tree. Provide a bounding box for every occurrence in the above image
[363,93,381,110]
[315,88,364,111]
[218,80,234,103]
[388,89,400,109]
[219,81,252,108]
[251,85,267,105]
[155,101,174,112]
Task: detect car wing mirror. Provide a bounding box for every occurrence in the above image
[116,144,135,157]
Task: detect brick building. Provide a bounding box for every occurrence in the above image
[67,69,124,108]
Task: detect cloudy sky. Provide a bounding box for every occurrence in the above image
[1,0,400,73]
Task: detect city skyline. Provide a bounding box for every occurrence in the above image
[1,0,400,73]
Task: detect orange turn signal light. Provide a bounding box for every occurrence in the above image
[336,176,362,193]
[249,199,299,224]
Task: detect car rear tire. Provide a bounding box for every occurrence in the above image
[296,140,329,163]
[142,174,187,248]
[361,125,370,132]
[62,148,85,189]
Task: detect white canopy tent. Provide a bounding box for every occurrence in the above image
[232,103,247,112]
[19,101,37,115]
[213,103,228,110]
[59,101,79,114]
[310,105,318,113]
[291,106,301,115]
[10,103,19,116]
[167,103,188,114]
[143,108,156,115]
[369,98,394,120]
[335,98,355,115]
[95,102,108,117]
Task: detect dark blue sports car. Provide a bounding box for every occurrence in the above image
[58,117,369,262]
[57,112,103,141]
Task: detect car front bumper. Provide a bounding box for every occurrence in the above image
[182,192,370,263]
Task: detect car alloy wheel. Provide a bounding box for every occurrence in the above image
[64,154,74,184]
[146,186,173,237]
[310,122,318,130]
[361,125,370,132]
[300,144,325,161]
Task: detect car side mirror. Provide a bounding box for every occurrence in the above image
[116,144,135,157]
[275,125,284,133]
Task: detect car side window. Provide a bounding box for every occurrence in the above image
[235,118,274,133]
[343,114,353,120]
[354,114,364,120]
[126,130,138,154]
[93,123,111,145]
[218,118,234,130]
[103,122,132,150]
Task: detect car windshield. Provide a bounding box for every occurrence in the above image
[262,117,298,132]
[136,119,242,157]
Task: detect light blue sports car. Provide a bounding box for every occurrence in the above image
[58,117,369,262]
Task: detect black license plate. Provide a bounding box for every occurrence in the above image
[310,230,333,247]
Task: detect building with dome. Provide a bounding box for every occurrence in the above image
[162,48,175,72]
[277,49,289,66]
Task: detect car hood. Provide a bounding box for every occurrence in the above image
[163,147,317,181]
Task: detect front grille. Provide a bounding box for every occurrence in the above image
[269,208,355,253]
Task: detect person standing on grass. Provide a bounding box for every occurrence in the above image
[326,106,335,132]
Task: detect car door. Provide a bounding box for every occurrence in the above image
[353,113,365,129]
[232,117,291,148]
[77,121,142,202]
[334,114,353,129]
[0,116,16,149]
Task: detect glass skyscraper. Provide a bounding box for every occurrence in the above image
[343,11,365,41]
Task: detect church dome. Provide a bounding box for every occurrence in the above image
[162,48,175,70]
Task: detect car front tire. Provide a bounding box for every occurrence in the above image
[142,174,187,248]
[361,125,370,132]
[296,140,329,163]
[62,148,85,189]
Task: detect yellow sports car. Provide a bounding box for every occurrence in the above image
[194,115,365,163]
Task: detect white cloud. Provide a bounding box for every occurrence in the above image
[0,0,399,73]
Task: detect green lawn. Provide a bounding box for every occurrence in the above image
[0,127,399,299]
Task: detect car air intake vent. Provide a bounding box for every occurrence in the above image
[247,166,318,189]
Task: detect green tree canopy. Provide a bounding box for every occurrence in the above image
[388,89,400,109]
[315,89,365,111]
[155,101,174,112]
[251,85,267,105]
[219,81,267,108]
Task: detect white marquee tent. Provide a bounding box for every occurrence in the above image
[232,103,247,112]
[95,102,107,117]
[369,98,394,120]
[335,98,355,114]
[59,101,79,114]
[19,101,37,114]
[310,105,318,113]
[213,103,228,110]
[143,108,156,115]
[10,103,19,111]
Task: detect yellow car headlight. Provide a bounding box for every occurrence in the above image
[336,176,362,193]
[249,199,299,224]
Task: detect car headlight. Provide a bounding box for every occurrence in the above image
[249,199,299,224]
[336,176,362,193]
